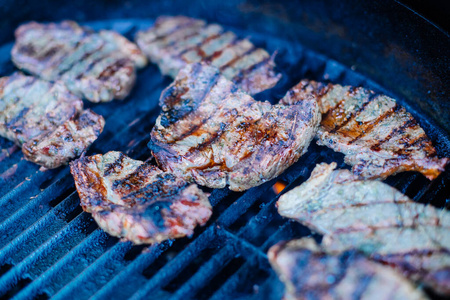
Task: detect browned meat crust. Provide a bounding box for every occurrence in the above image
[268,238,428,300]
[280,80,449,180]
[149,63,320,191]
[11,20,147,102]
[22,109,105,169]
[135,16,281,95]
[0,72,104,168]
[70,151,212,244]
[277,162,450,295]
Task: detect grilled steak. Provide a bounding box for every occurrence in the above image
[70,151,212,244]
[135,16,281,95]
[12,20,147,103]
[268,238,428,300]
[22,110,104,169]
[277,162,450,295]
[280,80,449,180]
[0,72,104,168]
[149,63,321,191]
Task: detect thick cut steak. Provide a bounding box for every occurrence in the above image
[70,151,212,244]
[268,238,428,300]
[280,80,449,180]
[149,63,320,191]
[0,72,104,168]
[277,162,450,295]
[136,16,280,95]
[12,20,147,102]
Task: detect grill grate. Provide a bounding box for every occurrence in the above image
[0,19,449,299]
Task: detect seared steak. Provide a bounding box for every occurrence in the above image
[280,80,449,180]
[70,151,212,244]
[0,72,104,168]
[268,238,428,300]
[22,109,104,169]
[149,63,320,191]
[277,162,450,295]
[135,16,281,95]
[12,20,147,102]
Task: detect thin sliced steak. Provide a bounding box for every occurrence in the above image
[280,80,449,180]
[268,238,428,300]
[149,63,320,191]
[12,20,147,102]
[0,72,104,168]
[135,16,281,95]
[277,162,450,295]
[70,151,212,244]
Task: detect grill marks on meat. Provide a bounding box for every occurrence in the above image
[0,73,80,145]
[12,20,147,103]
[22,109,104,169]
[149,63,320,191]
[277,162,450,295]
[0,72,104,168]
[268,238,428,300]
[135,16,281,95]
[70,151,212,244]
[280,80,449,180]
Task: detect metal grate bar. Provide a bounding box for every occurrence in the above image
[0,161,40,196]
[0,168,66,221]
[170,244,237,300]
[259,220,309,252]
[415,172,450,205]
[0,212,96,296]
[209,258,267,300]
[128,227,219,300]
[0,145,20,172]
[230,170,309,240]
[0,191,79,265]
[216,183,274,228]
[52,240,133,300]
[393,173,420,194]
[222,229,267,260]
[14,229,115,299]
[90,241,173,300]
[0,171,74,248]
[277,148,322,184]
[207,188,235,207]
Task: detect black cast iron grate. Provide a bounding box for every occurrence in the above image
[0,19,449,300]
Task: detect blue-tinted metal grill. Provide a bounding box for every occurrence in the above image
[0,19,449,300]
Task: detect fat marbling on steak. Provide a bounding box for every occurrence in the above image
[0,72,104,168]
[277,162,450,296]
[280,80,449,180]
[268,238,428,300]
[149,63,321,191]
[12,20,147,102]
[135,16,281,95]
[70,151,212,244]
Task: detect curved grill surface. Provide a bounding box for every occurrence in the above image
[0,18,449,300]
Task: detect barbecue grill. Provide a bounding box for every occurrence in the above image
[0,0,449,299]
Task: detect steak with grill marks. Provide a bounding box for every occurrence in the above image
[70,151,212,244]
[0,72,104,168]
[135,16,281,95]
[280,80,449,180]
[277,162,450,295]
[149,63,321,191]
[12,20,147,103]
[268,238,428,300]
